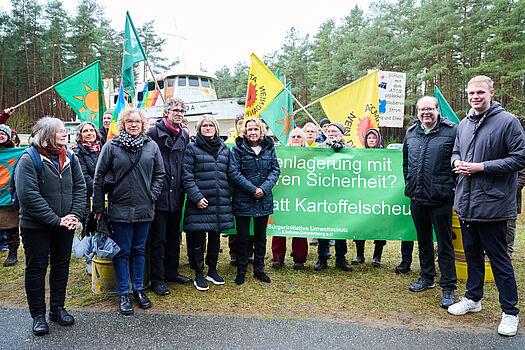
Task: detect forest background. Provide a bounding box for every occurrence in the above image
[0,0,523,141]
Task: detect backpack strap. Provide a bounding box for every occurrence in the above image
[26,146,43,175]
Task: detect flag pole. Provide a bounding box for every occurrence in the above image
[11,85,55,109]
[282,85,329,140]
[144,59,166,105]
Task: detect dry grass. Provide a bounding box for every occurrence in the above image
[1,216,524,333]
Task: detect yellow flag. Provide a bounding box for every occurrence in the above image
[319,70,379,148]
[245,53,285,118]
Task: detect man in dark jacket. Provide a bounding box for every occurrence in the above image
[448,76,525,337]
[98,109,113,145]
[403,96,457,309]
[146,98,192,295]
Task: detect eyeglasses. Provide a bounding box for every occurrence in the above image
[125,120,142,125]
[418,107,436,112]
[201,124,215,129]
[57,129,67,135]
[168,108,185,113]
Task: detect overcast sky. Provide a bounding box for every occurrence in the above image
[1,0,372,73]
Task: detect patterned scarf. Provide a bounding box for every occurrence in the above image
[116,130,145,153]
[38,145,67,172]
[80,140,101,154]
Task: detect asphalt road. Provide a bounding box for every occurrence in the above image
[1,307,524,349]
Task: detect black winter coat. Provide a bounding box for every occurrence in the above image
[451,102,525,221]
[182,135,234,232]
[74,143,99,218]
[147,119,189,212]
[229,136,280,217]
[93,135,165,223]
[403,117,457,205]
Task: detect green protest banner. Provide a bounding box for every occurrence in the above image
[266,146,416,240]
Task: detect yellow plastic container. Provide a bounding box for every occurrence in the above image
[92,255,118,294]
[451,210,494,282]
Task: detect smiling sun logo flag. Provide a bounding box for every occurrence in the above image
[0,148,25,206]
[54,60,105,128]
[245,53,285,118]
[319,70,379,148]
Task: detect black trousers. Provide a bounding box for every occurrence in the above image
[186,231,220,274]
[318,239,347,262]
[235,215,268,274]
[410,201,457,290]
[149,209,183,284]
[461,220,519,315]
[21,226,74,318]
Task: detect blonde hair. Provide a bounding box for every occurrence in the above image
[468,75,493,90]
[196,114,220,136]
[240,117,267,143]
[286,128,306,147]
[117,108,147,133]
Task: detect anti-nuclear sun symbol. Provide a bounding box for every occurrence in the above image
[74,83,102,122]
[276,108,295,136]
[246,84,257,107]
[357,116,375,145]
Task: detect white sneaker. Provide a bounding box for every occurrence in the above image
[447,297,482,315]
[498,313,519,336]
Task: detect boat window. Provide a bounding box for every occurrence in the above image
[167,78,175,87]
[178,77,186,86]
[113,95,118,104]
[137,91,144,101]
[148,82,155,91]
[157,80,164,89]
[189,76,199,87]
[201,77,210,88]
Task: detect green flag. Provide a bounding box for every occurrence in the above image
[260,69,295,145]
[434,85,460,124]
[122,11,147,97]
[54,60,105,128]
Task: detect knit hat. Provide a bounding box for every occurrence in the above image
[328,122,345,136]
[319,118,330,127]
[235,113,245,123]
[0,124,12,138]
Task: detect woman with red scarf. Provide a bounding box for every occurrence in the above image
[74,121,102,239]
[15,117,86,336]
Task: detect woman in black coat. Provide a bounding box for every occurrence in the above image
[229,117,280,285]
[74,121,102,238]
[183,115,234,291]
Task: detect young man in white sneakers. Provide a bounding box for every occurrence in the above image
[449,75,525,336]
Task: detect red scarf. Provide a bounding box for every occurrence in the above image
[80,140,101,154]
[163,118,182,137]
[38,146,67,172]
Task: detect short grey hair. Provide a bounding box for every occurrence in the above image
[416,96,439,110]
[29,117,64,148]
[302,122,318,132]
[164,97,186,114]
[76,121,101,144]
[196,114,220,136]
[286,128,306,147]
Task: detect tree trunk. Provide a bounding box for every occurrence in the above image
[22,0,32,119]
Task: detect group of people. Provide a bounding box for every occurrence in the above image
[0,75,522,338]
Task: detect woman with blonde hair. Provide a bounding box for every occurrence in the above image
[229,117,280,285]
[93,108,165,315]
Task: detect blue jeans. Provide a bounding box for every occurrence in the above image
[112,222,150,295]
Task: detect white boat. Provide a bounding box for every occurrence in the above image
[105,70,245,137]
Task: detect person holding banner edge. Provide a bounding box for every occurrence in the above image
[229,117,281,285]
[403,96,457,309]
[315,122,353,272]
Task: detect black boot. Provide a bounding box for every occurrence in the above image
[3,251,17,267]
[314,257,328,271]
[352,240,365,265]
[372,243,384,267]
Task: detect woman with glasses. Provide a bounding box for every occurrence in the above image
[15,117,86,335]
[270,128,308,270]
[229,117,280,285]
[182,115,234,291]
[93,108,165,315]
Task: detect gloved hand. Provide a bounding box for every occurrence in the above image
[331,141,344,152]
